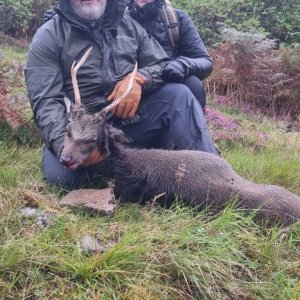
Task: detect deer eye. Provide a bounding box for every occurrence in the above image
[66,124,72,137]
[86,139,97,144]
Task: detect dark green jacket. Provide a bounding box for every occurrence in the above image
[25,0,168,156]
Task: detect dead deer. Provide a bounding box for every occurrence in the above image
[60,48,300,226]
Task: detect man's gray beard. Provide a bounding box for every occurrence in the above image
[72,0,107,21]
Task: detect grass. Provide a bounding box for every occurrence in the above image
[0,33,29,63]
[1,180,300,299]
[0,110,300,300]
[0,36,300,299]
[222,132,300,194]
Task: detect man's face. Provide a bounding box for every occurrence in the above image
[70,0,107,20]
[134,0,155,8]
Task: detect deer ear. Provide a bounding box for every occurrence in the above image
[99,125,111,157]
[97,124,131,158]
[64,96,72,114]
[106,125,132,144]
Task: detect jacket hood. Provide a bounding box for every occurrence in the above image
[127,0,165,7]
[56,0,126,29]
[127,0,165,23]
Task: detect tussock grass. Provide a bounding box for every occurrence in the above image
[0,197,299,299]
[210,100,300,195]
[225,147,300,194]
[222,129,300,194]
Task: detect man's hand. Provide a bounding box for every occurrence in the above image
[107,72,147,119]
[163,60,187,82]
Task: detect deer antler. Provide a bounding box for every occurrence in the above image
[71,47,93,107]
[100,62,138,115]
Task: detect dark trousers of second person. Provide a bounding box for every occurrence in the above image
[43,83,217,189]
[184,75,206,111]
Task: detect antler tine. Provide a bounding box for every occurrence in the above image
[71,47,93,107]
[100,62,138,115]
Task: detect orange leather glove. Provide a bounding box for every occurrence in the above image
[107,72,147,119]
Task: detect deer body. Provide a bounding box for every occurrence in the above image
[104,145,300,225]
[60,107,300,226]
[60,48,300,226]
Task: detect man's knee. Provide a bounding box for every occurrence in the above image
[183,75,206,109]
[156,83,199,109]
[159,82,193,97]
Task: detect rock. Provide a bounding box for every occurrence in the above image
[60,188,116,216]
[77,234,101,255]
[19,207,39,218]
[19,207,55,228]
[77,234,118,256]
[98,239,118,253]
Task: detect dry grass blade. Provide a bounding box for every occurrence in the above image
[19,189,61,213]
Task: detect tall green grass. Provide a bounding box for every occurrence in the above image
[223,131,300,194]
[0,202,299,299]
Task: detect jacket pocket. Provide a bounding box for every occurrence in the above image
[111,36,138,77]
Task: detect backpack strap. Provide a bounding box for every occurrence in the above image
[160,4,180,49]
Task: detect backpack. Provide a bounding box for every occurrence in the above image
[159,1,180,49]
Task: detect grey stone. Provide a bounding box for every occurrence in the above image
[77,234,101,255]
[19,207,55,228]
[60,188,116,216]
[77,235,118,255]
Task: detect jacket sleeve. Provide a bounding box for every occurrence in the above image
[24,25,66,157]
[175,10,213,80]
[131,18,169,95]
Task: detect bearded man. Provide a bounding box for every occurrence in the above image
[25,0,217,189]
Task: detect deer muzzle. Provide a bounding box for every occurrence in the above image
[60,153,81,170]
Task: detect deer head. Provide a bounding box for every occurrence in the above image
[60,47,136,170]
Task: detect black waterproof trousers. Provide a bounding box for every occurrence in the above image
[184,75,206,110]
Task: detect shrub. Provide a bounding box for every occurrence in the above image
[0,0,33,36]
[0,0,54,37]
[206,28,300,120]
[1,0,299,44]
[0,47,32,130]
[173,0,300,46]
[206,107,268,150]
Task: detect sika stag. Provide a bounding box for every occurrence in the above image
[60,48,300,226]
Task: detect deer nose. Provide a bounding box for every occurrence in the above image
[60,154,73,165]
